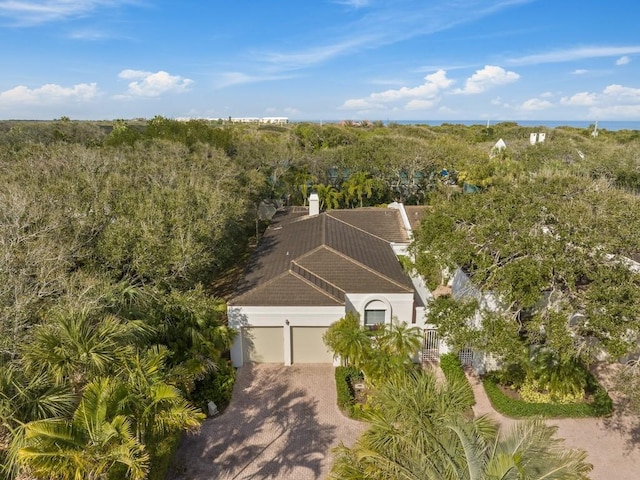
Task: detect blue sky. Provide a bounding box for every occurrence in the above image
[1,0,639,121]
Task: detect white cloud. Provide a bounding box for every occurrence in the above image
[616,55,631,65]
[405,99,437,110]
[334,0,370,8]
[341,98,384,110]
[560,92,597,106]
[261,1,534,72]
[509,45,640,66]
[602,84,640,100]
[0,82,99,105]
[540,91,554,98]
[118,70,193,97]
[572,69,588,75]
[214,71,296,89]
[341,69,453,111]
[369,70,454,102]
[454,65,519,95]
[521,98,553,111]
[0,0,134,26]
[556,83,640,119]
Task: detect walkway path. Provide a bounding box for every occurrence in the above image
[465,365,640,480]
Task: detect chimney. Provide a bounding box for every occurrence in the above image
[309,192,320,216]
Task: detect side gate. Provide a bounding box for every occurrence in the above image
[422,329,439,363]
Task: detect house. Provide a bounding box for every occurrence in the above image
[227,195,442,367]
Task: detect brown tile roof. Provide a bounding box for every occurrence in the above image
[230,207,414,306]
[231,271,343,306]
[295,247,411,294]
[327,209,409,243]
[403,205,428,231]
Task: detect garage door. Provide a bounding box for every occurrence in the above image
[291,327,334,363]
[242,327,284,363]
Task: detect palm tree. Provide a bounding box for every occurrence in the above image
[377,321,422,362]
[21,306,150,389]
[120,345,205,444]
[323,312,372,367]
[314,183,342,210]
[342,171,374,208]
[0,364,76,479]
[330,370,591,480]
[18,377,149,480]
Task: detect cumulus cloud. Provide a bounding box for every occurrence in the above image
[616,55,631,65]
[558,83,640,119]
[572,69,588,75]
[521,98,553,111]
[603,84,640,99]
[0,82,99,105]
[560,92,597,106]
[118,70,193,97]
[341,69,454,111]
[454,65,519,95]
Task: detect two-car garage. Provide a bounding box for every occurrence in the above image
[241,326,334,365]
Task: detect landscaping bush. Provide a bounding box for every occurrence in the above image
[439,353,475,407]
[148,431,183,480]
[189,360,237,413]
[483,371,613,418]
[335,366,364,418]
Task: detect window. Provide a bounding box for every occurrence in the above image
[364,309,385,326]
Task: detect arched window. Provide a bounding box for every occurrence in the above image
[364,299,388,328]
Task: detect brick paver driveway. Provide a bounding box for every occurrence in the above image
[168,364,366,480]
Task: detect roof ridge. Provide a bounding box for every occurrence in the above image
[291,256,347,298]
[326,211,407,244]
[322,245,413,292]
[289,269,345,303]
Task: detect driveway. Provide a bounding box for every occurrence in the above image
[467,363,640,480]
[168,364,366,480]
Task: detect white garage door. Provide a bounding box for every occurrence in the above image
[242,327,284,363]
[291,327,333,363]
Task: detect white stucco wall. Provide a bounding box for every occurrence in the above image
[345,292,415,326]
[228,305,345,367]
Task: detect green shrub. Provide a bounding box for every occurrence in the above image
[483,372,612,418]
[439,353,475,407]
[147,431,182,480]
[189,360,237,413]
[335,366,364,418]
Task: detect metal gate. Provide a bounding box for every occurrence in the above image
[422,329,439,362]
[458,348,474,366]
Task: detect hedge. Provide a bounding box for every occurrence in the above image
[335,366,364,418]
[439,353,475,407]
[483,372,613,418]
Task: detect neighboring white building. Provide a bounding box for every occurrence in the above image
[227,202,441,367]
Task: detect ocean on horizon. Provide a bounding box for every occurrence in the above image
[302,119,640,131]
[389,120,640,131]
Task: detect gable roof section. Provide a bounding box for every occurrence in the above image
[231,271,343,306]
[230,207,414,306]
[327,209,409,243]
[295,246,411,294]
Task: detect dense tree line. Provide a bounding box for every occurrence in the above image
[1,116,639,478]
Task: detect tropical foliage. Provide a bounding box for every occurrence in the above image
[323,313,422,386]
[2,118,640,477]
[330,370,592,480]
